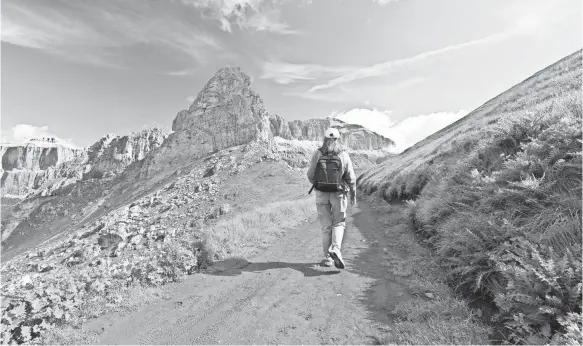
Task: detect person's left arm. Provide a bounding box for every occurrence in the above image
[342,152,356,194]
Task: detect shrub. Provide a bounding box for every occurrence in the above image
[491,237,582,344]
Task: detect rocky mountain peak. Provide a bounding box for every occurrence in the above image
[166,66,271,161]
[183,67,252,118]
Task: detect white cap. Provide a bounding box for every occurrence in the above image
[324,128,340,139]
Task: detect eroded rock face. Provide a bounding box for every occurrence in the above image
[86,128,168,178]
[172,67,273,150]
[139,67,274,178]
[269,115,394,150]
[1,139,86,198]
[1,129,169,198]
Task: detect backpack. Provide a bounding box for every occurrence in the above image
[311,149,345,193]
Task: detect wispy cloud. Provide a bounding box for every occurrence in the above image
[372,0,402,5]
[244,8,301,34]
[261,61,359,84]
[308,3,561,93]
[308,32,516,92]
[1,0,222,69]
[164,68,201,77]
[181,0,299,34]
[282,90,354,103]
[285,76,427,103]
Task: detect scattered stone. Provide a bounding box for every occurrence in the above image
[166,182,177,190]
[219,204,231,215]
[98,233,123,250]
[20,275,33,289]
[424,292,435,299]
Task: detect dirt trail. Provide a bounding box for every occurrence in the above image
[82,198,415,345]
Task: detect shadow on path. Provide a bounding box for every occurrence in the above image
[208,258,341,277]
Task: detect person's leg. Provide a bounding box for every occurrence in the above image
[330,192,348,250]
[316,201,333,258]
[328,192,348,269]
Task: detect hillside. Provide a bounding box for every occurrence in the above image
[358,50,582,344]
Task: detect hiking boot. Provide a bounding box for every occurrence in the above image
[328,247,345,269]
[321,255,334,267]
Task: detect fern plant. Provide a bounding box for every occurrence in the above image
[491,237,582,344]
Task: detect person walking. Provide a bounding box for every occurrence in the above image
[307,127,356,269]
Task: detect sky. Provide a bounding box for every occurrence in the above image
[1,0,582,151]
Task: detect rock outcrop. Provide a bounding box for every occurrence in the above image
[1,129,169,198]
[172,67,272,150]
[1,138,86,198]
[268,114,394,150]
[86,128,168,178]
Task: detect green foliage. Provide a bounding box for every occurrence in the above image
[491,237,582,344]
[391,89,582,343]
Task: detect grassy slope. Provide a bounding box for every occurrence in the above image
[359,50,581,199]
[358,50,582,344]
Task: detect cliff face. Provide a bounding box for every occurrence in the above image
[172,67,272,150]
[0,139,86,198]
[86,128,168,178]
[0,129,168,198]
[268,114,395,150]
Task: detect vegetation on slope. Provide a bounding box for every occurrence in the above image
[358,51,582,344]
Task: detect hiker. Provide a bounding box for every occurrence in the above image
[307,127,356,269]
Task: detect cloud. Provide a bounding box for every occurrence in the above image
[309,32,516,92]
[186,96,196,103]
[307,2,562,93]
[1,124,80,148]
[164,68,201,77]
[332,108,468,153]
[372,0,402,5]
[181,0,299,34]
[286,76,427,103]
[261,61,358,84]
[282,90,354,103]
[1,0,222,69]
[244,9,301,34]
[333,108,395,135]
